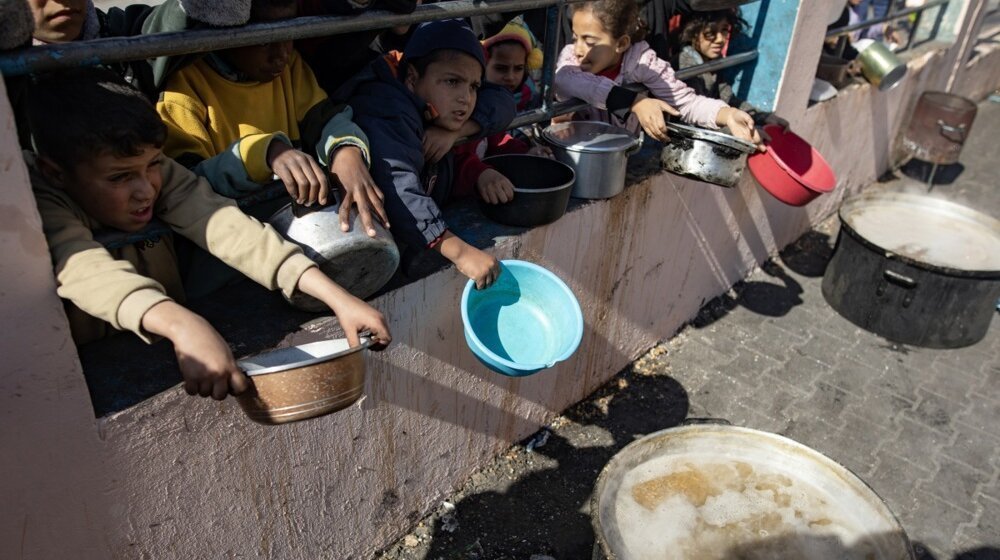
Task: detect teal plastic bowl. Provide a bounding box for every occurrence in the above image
[461,260,584,376]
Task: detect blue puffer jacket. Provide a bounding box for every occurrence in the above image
[338,53,515,250]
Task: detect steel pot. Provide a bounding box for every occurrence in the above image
[542,121,642,199]
[822,191,1000,348]
[268,201,399,311]
[591,423,914,560]
[479,154,575,227]
[660,121,757,188]
[237,337,370,425]
[854,39,907,91]
[902,91,977,165]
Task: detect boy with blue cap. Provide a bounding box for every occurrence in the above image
[338,19,516,290]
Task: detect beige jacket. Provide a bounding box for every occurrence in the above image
[27,153,316,345]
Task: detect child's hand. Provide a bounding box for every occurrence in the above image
[631,96,680,142]
[423,127,461,164]
[718,107,764,151]
[330,145,390,237]
[476,168,516,205]
[141,301,249,400]
[295,268,392,349]
[527,145,554,158]
[267,141,330,206]
[435,232,500,289]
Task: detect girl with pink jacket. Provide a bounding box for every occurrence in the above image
[553,0,762,146]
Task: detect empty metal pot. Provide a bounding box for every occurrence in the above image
[269,201,399,311]
[237,338,370,425]
[478,154,575,227]
[660,121,757,188]
[902,91,977,165]
[854,39,907,91]
[542,121,642,199]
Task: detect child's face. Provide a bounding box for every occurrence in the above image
[45,146,164,233]
[220,4,296,83]
[694,22,732,60]
[407,53,482,132]
[486,42,528,92]
[571,8,630,75]
[28,0,87,43]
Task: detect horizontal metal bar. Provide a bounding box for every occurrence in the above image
[825,0,949,38]
[1,0,588,77]
[509,49,759,128]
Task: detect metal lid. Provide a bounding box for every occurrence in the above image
[666,121,757,153]
[840,191,1000,273]
[238,337,371,376]
[542,121,640,153]
[592,424,914,560]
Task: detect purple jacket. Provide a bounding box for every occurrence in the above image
[554,41,727,132]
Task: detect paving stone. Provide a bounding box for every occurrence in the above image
[739,321,807,361]
[746,383,800,421]
[867,364,922,403]
[766,353,830,393]
[844,391,914,431]
[820,415,886,478]
[906,388,967,436]
[955,495,1000,551]
[826,357,880,397]
[814,312,865,343]
[920,455,992,514]
[778,411,839,452]
[934,344,1000,375]
[921,361,980,404]
[898,490,976,557]
[956,396,1000,438]
[944,423,1000,475]
[881,417,949,473]
[792,330,850,369]
[868,451,923,511]
[717,347,783,389]
[664,337,733,370]
[787,382,851,428]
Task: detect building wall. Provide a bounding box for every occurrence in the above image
[2,2,999,558]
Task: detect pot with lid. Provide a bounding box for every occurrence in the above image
[269,200,399,311]
[902,91,977,165]
[822,191,1000,348]
[592,422,914,560]
[542,121,642,199]
[660,121,757,188]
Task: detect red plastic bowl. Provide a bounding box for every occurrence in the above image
[748,125,837,206]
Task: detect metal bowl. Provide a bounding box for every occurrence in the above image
[236,338,370,425]
[661,121,757,188]
[268,202,399,311]
[479,154,575,227]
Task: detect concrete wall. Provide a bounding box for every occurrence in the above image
[3,2,1000,558]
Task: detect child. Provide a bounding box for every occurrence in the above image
[554,0,762,146]
[453,18,551,205]
[156,0,388,237]
[25,67,391,400]
[338,19,518,289]
[675,10,789,132]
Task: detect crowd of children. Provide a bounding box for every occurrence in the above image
[2,0,778,401]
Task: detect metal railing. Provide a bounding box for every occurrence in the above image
[0,0,759,127]
[826,0,950,53]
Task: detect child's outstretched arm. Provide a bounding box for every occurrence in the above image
[633,48,728,130]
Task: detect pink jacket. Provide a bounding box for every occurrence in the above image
[554,41,727,132]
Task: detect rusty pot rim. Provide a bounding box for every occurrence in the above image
[238,337,371,376]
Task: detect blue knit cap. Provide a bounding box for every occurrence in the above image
[403,19,486,71]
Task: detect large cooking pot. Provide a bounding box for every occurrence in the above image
[902,91,977,165]
[479,154,575,227]
[854,39,907,91]
[660,121,757,188]
[822,191,1000,348]
[237,337,370,425]
[269,201,399,311]
[592,423,914,560]
[542,121,642,199]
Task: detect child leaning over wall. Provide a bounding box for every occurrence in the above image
[336,19,517,290]
[24,67,391,400]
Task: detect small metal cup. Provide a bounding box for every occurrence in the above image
[855,39,908,91]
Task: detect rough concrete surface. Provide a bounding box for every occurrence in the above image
[375,101,1000,560]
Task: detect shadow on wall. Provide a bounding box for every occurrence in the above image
[415,373,691,559]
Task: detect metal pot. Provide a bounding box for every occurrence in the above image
[816,53,853,89]
[822,191,1000,348]
[479,154,575,227]
[237,337,370,425]
[854,39,907,91]
[592,423,914,560]
[660,121,757,188]
[268,201,399,311]
[542,121,642,199]
[902,91,977,165]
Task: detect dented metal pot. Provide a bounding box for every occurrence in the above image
[660,121,757,188]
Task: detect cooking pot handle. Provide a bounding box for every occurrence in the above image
[626,131,645,156]
[682,417,733,426]
[937,120,967,143]
[883,269,917,289]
